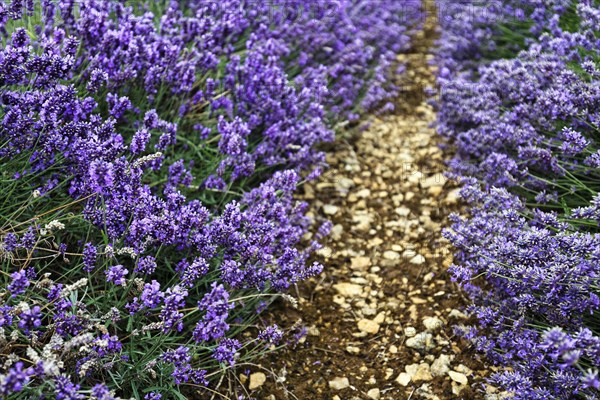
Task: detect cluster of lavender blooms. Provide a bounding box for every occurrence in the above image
[435,1,600,398]
[0,0,422,398]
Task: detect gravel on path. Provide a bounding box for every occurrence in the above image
[246,6,510,400]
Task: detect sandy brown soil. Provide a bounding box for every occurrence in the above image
[202,4,512,400]
[240,8,510,400]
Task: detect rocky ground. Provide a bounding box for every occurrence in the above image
[230,8,510,400]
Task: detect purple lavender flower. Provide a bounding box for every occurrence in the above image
[88,160,115,193]
[54,375,82,400]
[91,384,115,400]
[82,243,97,272]
[0,0,423,396]
[135,255,157,275]
[217,116,250,156]
[18,306,42,334]
[581,369,600,390]
[160,285,188,332]
[0,306,14,327]
[47,284,63,301]
[258,324,283,344]
[105,265,128,286]
[11,27,29,47]
[0,362,33,396]
[161,346,207,384]
[143,110,160,130]
[2,233,18,252]
[193,283,234,342]
[582,60,599,76]
[559,127,589,155]
[161,346,190,365]
[204,175,227,191]
[93,334,122,357]
[212,338,241,366]
[20,227,36,250]
[106,93,132,120]
[8,270,29,297]
[178,258,209,287]
[140,280,163,309]
[130,128,151,155]
[436,2,600,397]
[86,69,108,93]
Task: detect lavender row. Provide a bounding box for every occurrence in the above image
[0,1,422,398]
[435,1,600,399]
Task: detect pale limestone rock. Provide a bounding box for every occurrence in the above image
[423,316,443,331]
[430,354,453,377]
[248,372,266,390]
[357,319,380,334]
[383,250,401,260]
[410,254,426,265]
[448,371,468,385]
[404,326,417,337]
[396,372,411,386]
[413,363,433,382]
[351,256,371,270]
[323,204,340,215]
[333,282,362,297]
[367,388,381,400]
[329,377,350,390]
[406,332,435,351]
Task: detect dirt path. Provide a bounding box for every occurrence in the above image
[254,7,507,400]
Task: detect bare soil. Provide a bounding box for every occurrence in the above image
[244,10,506,400]
[203,5,509,400]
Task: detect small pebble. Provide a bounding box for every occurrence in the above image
[358,319,380,334]
[323,204,340,215]
[396,372,411,386]
[383,250,401,260]
[329,377,350,390]
[405,332,435,351]
[333,282,362,297]
[404,326,417,337]
[448,371,468,385]
[248,372,266,390]
[423,316,443,331]
[367,388,381,400]
[410,254,426,264]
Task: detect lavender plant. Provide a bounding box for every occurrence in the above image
[0,0,421,398]
[436,1,600,398]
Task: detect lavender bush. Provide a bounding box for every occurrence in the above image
[0,0,421,397]
[436,1,600,398]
